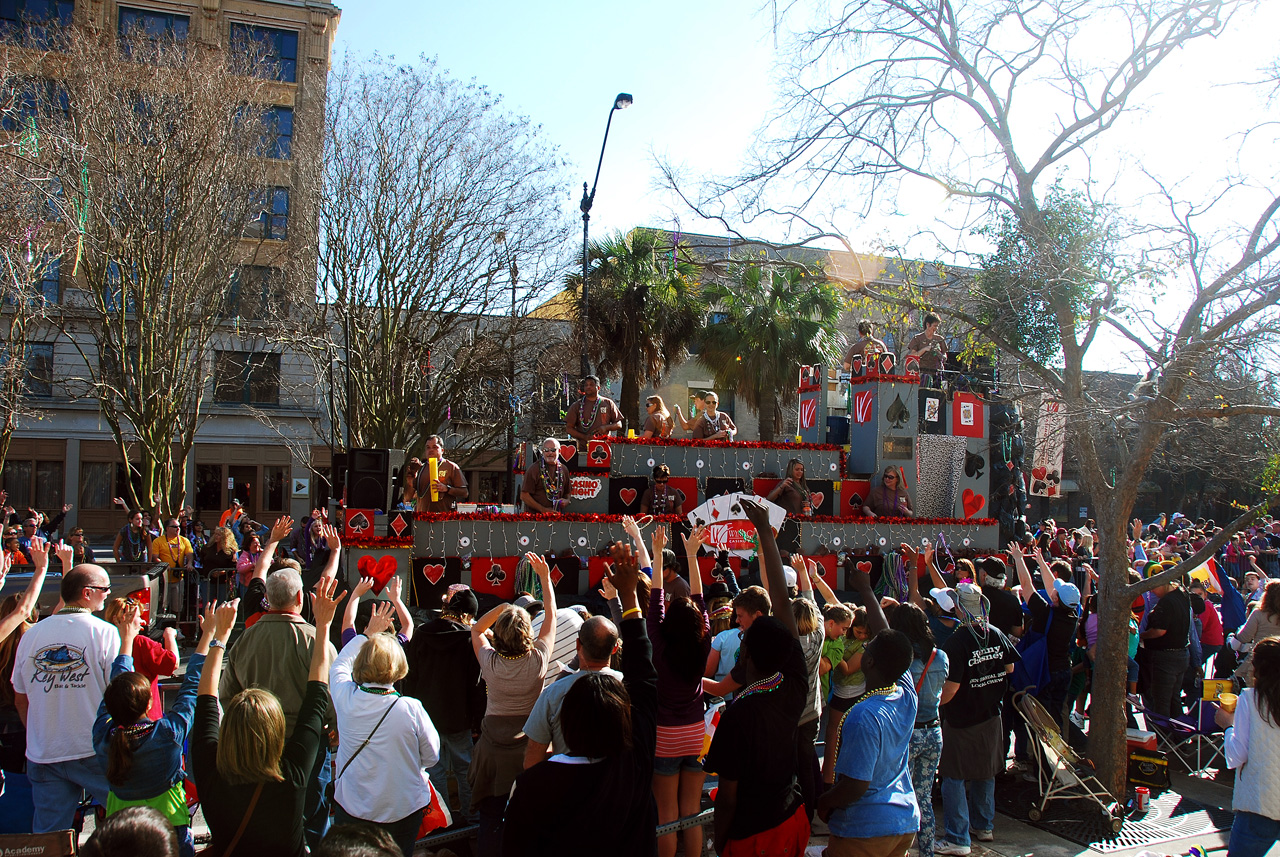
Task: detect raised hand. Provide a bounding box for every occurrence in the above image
[28,537,49,569]
[62,502,73,513]
[527,552,551,582]
[311,576,345,627]
[682,525,708,555]
[651,524,668,558]
[739,496,771,531]
[622,515,641,540]
[386,575,403,603]
[0,552,10,587]
[53,540,73,570]
[270,515,294,544]
[364,601,396,636]
[198,601,218,639]
[352,576,376,599]
[604,541,641,611]
[114,600,141,635]
[322,523,342,551]
[598,574,618,601]
[214,600,240,642]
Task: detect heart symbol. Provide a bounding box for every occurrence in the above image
[809,492,824,510]
[558,444,577,463]
[423,563,446,585]
[370,555,397,593]
[962,489,986,518]
[619,488,637,506]
[357,555,376,577]
[856,560,872,574]
[1031,466,1047,481]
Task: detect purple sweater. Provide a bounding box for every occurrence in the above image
[648,588,710,727]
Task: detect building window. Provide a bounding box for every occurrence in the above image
[118,6,189,43]
[263,465,287,512]
[245,187,289,240]
[260,105,292,160]
[226,265,285,319]
[1,78,69,132]
[230,23,297,83]
[25,342,53,397]
[3,457,62,510]
[214,350,280,406]
[0,0,73,47]
[37,255,59,303]
[79,461,113,509]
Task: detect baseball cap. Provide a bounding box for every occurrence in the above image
[928,587,955,613]
[1053,580,1081,609]
[782,565,798,589]
[446,587,480,618]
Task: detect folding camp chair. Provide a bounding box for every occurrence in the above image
[1143,700,1226,777]
[1013,691,1125,832]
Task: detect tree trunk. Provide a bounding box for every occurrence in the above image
[1088,524,1135,799]
[621,367,642,435]
[758,379,777,442]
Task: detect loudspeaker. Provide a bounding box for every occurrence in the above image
[346,448,405,513]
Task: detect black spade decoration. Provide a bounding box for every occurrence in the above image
[347,512,371,532]
[885,394,911,429]
[729,502,742,516]
[847,493,864,511]
[964,451,986,479]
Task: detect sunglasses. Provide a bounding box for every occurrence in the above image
[84,585,112,593]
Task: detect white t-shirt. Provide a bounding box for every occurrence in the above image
[530,608,584,690]
[13,611,118,764]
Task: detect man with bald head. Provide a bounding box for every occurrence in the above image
[522,615,622,767]
[13,561,118,832]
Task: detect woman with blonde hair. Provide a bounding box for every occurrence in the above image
[469,553,557,857]
[191,579,342,857]
[642,396,674,438]
[103,597,179,721]
[330,600,441,857]
[201,526,239,603]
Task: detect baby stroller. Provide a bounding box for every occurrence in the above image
[1013,690,1124,832]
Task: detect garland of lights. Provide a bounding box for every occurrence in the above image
[601,436,845,452]
[345,537,414,550]
[413,510,995,527]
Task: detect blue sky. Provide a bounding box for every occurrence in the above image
[332,0,777,240]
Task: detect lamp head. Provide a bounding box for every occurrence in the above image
[614,93,633,110]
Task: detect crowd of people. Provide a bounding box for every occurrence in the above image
[2,484,1280,856]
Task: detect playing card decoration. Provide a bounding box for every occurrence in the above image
[585,439,611,469]
[345,509,374,538]
[885,393,911,429]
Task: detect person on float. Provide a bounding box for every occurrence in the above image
[863,467,915,519]
[689,391,736,441]
[841,319,888,371]
[672,391,708,435]
[404,435,468,513]
[640,465,686,516]
[520,438,571,515]
[768,458,816,554]
[641,396,675,438]
[564,375,624,443]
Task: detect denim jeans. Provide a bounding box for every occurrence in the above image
[1229,810,1280,857]
[941,777,995,846]
[476,795,507,857]
[27,756,110,834]
[304,742,333,849]
[427,728,474,821]
[910,726,943,857]
[1038,669,1072,729]
[335,803,424,857]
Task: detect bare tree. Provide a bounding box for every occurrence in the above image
[21,27,301,514]
[669,0,1280,795]
[316,55,572,460]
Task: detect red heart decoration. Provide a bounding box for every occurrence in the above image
[809,492,825,511]
[1031,466,1047,481]
[856,560,872,574]
[356,555,376,577]
[962,489,986,518]
[619,488,637,506]
[370,555,397,594]
[559,444,577,463]
[423,563,446,585]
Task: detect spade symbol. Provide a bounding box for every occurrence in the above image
[885,394,911,429]
[486,564,506,585]
[964,451,986,479]
[590,444,609,463]
[1031,481,1046,494]
[730,503,742,516]
[347,512,371,533]
[848,493,863,510]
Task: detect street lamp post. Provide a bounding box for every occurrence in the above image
[579,92,632,377]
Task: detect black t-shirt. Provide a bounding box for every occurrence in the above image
[984,586,1024,638]
[704,636,806,841]
[1026,591,1078,672]
[941,623,1018,729]
[1146,588,1197,651]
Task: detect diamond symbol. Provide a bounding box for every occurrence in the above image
[711,507,720,520]
[389,514,408,538]
[550,568,563,586]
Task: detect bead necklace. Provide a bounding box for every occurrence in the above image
[541,459,565,503]
[358,685,399,696]
[577,396,602,431]
[831,685,899,760]
[494,649,531,661]
[651,484,670,514]
[733,671,783,704]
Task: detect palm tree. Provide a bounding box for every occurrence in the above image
[699,264,845,441]
[566,228,705,427]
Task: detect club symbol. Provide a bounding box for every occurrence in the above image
[486,564,506,585]
[590,445,609,463]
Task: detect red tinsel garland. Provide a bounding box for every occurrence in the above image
[846,374,922,386]
[414,511,995,527]
[345,537,414,549]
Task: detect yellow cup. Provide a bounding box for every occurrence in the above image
[1219,692,1238,713]
[627,429,636,439]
